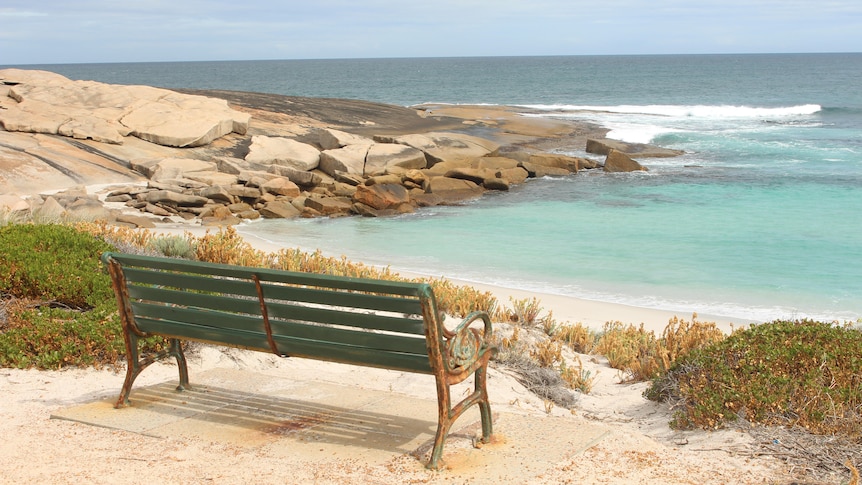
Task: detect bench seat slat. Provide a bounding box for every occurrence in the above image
[134,317,433,374]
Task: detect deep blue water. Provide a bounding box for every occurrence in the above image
[7,54,861,322]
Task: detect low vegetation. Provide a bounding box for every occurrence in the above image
[1,221,859,482]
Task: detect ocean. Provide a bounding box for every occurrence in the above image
[9,54,862,323]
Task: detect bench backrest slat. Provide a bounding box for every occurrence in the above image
[265,301,425,335]
[123,267,260,298]
[268,318,429,355]
[129,285,263,316]
[136,316,272,351]
[130,301,266,335]
[258,282,424,316]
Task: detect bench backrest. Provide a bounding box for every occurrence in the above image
[102,252,442,374]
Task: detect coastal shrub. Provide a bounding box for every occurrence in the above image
[0,223,165,369]
[594,315,725,382]
[148,234,198,259]
[0,223,115,309]
[507,296,543,326]
[426,278,500,320]
[554,323,599,354]
[646,319,862,440]
[560,356,597,394]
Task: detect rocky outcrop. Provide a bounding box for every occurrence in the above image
[0,69,249,147]
[586,138,684,158]
[603,149,648,173]
[245,135,320,170]
[376,132,500,166]
[0,69,693,226]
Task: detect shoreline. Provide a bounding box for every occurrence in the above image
[155,223,747,334]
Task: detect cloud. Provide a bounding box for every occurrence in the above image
[1,0,860,65]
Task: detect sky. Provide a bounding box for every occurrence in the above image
[1,1,861,65]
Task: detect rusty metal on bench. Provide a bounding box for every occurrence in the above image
[101,251,496,469]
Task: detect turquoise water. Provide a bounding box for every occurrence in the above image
[10,54,862,322]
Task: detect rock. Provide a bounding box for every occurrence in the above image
[245,135,321,171]
[215,157,248,175]
[144,203,173,217]
[426,177,485,203]
[483,177,510,191]
[146,190,209,207]
[183,170,238,186]
[238,171,280,186]
[331,182,357,198]
[604,149,648,173]
[304,197,353,216]
[497,167,530,184]
[227,185,262,199]
[410,192,444,207]
[444,167,498,185]
[308,128,371,150]
[258,200,300,219]
[402,169,427,186]
[0,194,31,213]
[365,174,402,186]
[475,157,521,171]
[527,153,583,172]
[65,197,114,221]
[519,161,572,178]
[227,202,253,214]
[105,194,133,203]
[261,178,301,197]
[120,91,250,147]
[318,143,372,176]
[0,69,248,147]
[202,214,242,226]
[333,172,365,187]
[268,165,322,187]
[135,158,218,182]
[31,196,66,220]
[200,186,236,204]
[364,143,427,175]
[380,132,500,166]
[116,213,158,228]
[586,138,684,158]
[353,183,410,210]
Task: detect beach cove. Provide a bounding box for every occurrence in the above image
[2,59,861,483]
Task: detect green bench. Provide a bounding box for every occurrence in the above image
[101,251,496,469]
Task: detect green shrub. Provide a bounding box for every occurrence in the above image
[646,319,862,440]
[0,223,165,369]
[0,223,115,308]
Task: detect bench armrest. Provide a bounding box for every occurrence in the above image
[443,311,494,371]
